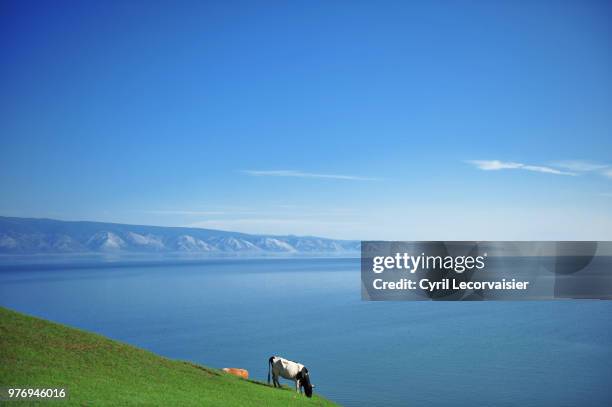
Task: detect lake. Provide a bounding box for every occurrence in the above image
[1,257,611,406]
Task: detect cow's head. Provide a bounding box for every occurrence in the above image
[299,368,314,398]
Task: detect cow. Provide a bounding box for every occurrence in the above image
[267,356,314,398]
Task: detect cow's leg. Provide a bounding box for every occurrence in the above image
[273,375,280,388]
[295,379,300,393]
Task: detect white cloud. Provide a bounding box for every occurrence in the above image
[553,160,609,172]
[520,165,575,175]
[467,160,576,176]
[603,169,612,179]
[242,170,378,181]
[467,160,524,170]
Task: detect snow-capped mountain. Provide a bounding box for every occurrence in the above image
[0,217,359,255]
[125,232,165,250]
[255,237,297,252]
[87,231,127,251]
[208,236,260,252]
[173,235,215,252]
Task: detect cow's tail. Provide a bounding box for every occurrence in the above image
[267,356,274,384]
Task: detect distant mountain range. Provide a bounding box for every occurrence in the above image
[0,217,359,255]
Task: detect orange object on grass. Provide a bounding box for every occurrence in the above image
[222,367,249,379]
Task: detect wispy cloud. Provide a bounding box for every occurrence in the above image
[242,170,378,181]
[467,160,576,176]
[551,160,612,180]
[553,160,609,172]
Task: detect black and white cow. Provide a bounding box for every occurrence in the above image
[267,356,314,398]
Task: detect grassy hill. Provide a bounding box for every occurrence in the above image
[0,307,337,406]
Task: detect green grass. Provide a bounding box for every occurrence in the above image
[0,307,337,406]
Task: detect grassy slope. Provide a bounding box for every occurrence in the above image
[0,307,337,406]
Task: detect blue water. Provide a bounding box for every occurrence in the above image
[1,258,611,406]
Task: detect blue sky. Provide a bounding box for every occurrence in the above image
[1,0,611,240]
